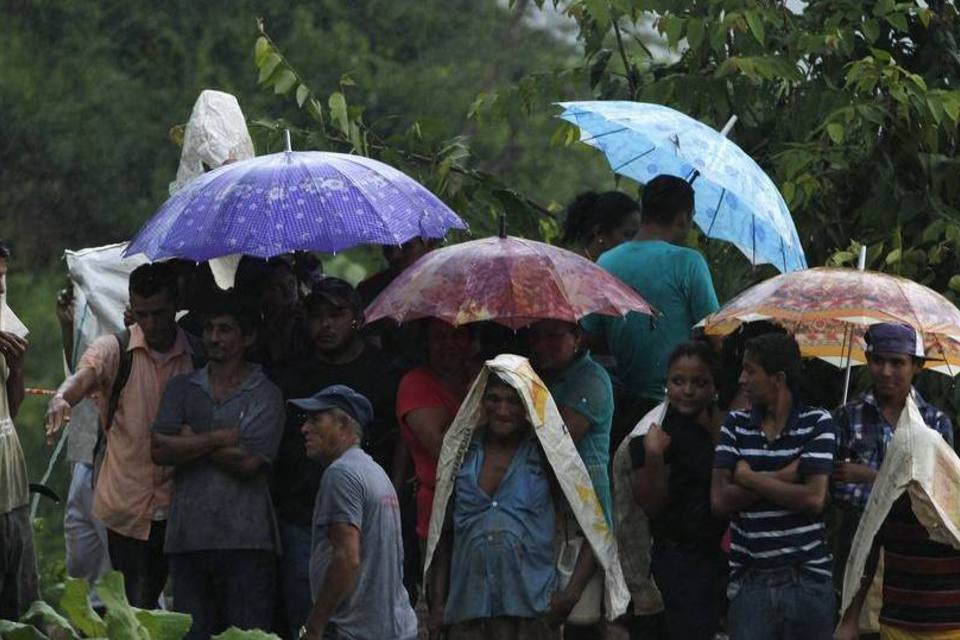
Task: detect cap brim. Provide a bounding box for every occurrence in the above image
[287,398,341,412]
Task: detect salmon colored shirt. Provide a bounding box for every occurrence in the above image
[79,325,195,541]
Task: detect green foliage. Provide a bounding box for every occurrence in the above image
[0,571,277,640]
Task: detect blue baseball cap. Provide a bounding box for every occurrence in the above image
[288,384,374,428]
[864,323,926,359]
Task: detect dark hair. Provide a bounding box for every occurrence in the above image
[744,332,802,393]
[129,263,178,303]
[562,191,640,245]
[641,175,695,226]
[201,290,260,335]
[304,277,364,323]
[667,340,720,383]
[0,240,9,259]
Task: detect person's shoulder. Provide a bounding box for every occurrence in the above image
[797,405,835,430]
[576,353,612,385]
[399,365,437,390]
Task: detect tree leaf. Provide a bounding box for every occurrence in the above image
[253,37,271,67]
[745,11,765,45]
[133,608,192,640]
[257,53,282,84]
[886,248,902,264]
[686,17,705,50]
[296,84,310,108]
[660,15,684,48]
[827,122,845,144]
[949,275,960,293]
[273,70,297,95]
[888,12,908,32]
[328,91,350,135]
[589,49,612,89]
[212,628,280,640]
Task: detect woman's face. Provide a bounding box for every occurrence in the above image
[427,319,472,373]
[527,320,580,374]
[666,355,716,417]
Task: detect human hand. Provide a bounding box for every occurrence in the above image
[56,288,75,328]
[734,459,754,486]
[122,304,134,328]
[45,394,72,446]
[644,424,671,457]
[214,427,241,448]
[833,616,859,640]
[833,461,876,485]
[548,588,581,625]
[0,331,28,369]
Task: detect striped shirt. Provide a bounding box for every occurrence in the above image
[880,494,960,632]
[714,404,836,579]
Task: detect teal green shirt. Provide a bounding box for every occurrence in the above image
[582,240,719,401]
[545,351,614,525]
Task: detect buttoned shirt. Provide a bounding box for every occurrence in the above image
[80,325,196,540]
[833,389,953,510]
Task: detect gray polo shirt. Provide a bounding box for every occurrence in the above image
[152,364,283,554]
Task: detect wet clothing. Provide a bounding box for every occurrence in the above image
[714,404,836,580]
[309,447,417,640]
[446,435,557,625]
[581,240,718,403]
[0,506,38,620]
[0,357,28,516]
[544,352,613,524]
[397,366,463,539]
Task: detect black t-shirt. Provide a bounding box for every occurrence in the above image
[273,343,400,527]
[630,406,727,550]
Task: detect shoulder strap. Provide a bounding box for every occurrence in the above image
[104,328,133,432]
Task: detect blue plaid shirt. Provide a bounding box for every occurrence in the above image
[832,389,954,509]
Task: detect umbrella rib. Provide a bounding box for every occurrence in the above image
[580,127,630,145]
[612,146,658,173]
[705,188,726,237]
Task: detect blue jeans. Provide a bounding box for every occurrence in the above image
[727,566,834,640]
[169,549,275,640]
[278,519,313,640]
[650,543,728,640]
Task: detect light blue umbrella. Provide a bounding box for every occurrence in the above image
[558,101,807,273]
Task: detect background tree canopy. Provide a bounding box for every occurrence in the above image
[3,0,960,592]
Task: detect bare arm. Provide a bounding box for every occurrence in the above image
[391,437,411,494]
[427,530,453,637]
[550,540,597,620]
[735,461,829,515]
[404,406,452,459]
[834,541,881,640]
[558,404,592,443]
[304,523,362,639]
[0,333,27,418]
[44,366,99,444]
[150,428,237,466]
[711,459,801,517]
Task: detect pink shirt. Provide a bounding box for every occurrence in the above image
[80,325,195,541]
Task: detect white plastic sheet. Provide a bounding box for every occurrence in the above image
[423,354,630,620]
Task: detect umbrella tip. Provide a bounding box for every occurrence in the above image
[498,213,507,238]
[284,129,292,153]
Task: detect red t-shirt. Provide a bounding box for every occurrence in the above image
[396,366,461,539]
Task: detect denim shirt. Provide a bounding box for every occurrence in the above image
[445,434,557,624]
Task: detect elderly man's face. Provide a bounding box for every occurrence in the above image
[301,410,345,464]
[482,383,527,437]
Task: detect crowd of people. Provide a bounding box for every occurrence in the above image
[0,172,958,640]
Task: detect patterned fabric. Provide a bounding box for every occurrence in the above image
[702,268,960,375]
[366,236,655,330]
[126,151,467,261]
[714,404,836,579]
[833,389,954,509]
[557,101,807,273]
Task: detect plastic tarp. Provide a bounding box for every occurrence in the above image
[840,395,960,621]
[423,354,630,620]
[170,90,255,290]
[611,402,666,614]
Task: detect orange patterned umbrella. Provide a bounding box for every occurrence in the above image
[365,235,656,329]
[702,267,960,375]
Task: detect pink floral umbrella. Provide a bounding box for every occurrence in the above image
[365,235,656,329]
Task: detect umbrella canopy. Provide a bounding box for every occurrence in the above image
[701,267,960,375]
[558,101,807,273]
[125,150,467,261]
[365,235,657,329]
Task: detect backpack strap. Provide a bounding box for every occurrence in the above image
[184,331,206,370]
[91,328,132,488]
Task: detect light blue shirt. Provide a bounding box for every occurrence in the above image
[582,240,718,401]
[545,351,614,525]
[445,435,557,624]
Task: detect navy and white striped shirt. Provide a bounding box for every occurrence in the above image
[714,404,836,579]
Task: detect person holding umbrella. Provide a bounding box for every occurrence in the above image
[561,191,642,261]
[582,175,719,450]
